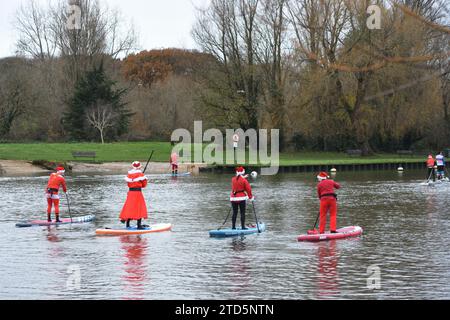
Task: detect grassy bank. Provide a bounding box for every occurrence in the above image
[0,142,427,166]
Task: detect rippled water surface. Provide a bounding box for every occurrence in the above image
[0,170,449,300]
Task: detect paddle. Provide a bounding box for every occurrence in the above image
[218,205,233,230]
[308,212,320,235]
[142,150,155,174]
[65,192,73,224]
[427,168,434,184]
[251,200,261,233]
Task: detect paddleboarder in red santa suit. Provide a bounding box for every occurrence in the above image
[170,152,179,175]
[230,167,254,230]
[120,161,149,230]
[317,172,341,234]
[46,166,67,223]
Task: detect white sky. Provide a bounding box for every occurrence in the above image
[0,0,210,58]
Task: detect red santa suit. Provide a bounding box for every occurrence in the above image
[120,162,149,221]
[170,152,179,171]
[317,172,341,234]
[46,167,67,220]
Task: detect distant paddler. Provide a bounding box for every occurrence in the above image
[426,154,436,182]
[170,151,179,176]
[46,166,67,223]
[317,172,341,234]
[120,161,149,230]
[230,167,255,230]
[435,152,446,180]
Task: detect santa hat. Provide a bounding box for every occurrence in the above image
[56,166,65,174]
[317,172,329,181]
[132,161,142,170]
[236,167,246,176]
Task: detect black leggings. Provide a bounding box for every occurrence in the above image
[232,201,246,229]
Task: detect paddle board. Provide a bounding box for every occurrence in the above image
[209,223,266,238]
[163,172,191,177]
[297,226,363,242]
[96,223,172,236]
[16,215,96,228]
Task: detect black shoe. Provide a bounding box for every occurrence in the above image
[331,230,338,234]
[137,219,144,230]
[241,226,248,230]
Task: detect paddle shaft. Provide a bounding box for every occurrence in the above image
[65,193,73,223]
[313,211,320,230]
[218,206,232,230]
[143,150,155,174]
[251,201,261,233]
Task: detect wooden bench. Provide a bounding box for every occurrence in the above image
[397,150,413,157]
[72,151,96,162]
[346,149,362,156]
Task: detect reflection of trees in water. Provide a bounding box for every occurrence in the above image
[120,235,149,300]
[316,241,340,299]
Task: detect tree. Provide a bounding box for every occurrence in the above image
[86,103,116,144]
[64,63,132,141]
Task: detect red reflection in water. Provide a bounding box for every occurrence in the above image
[120,235,149,300]
[317,241,340,299]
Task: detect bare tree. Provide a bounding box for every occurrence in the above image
[86,103,116,144]
[15,0,57,61]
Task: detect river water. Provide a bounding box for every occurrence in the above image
[0,170,449,300]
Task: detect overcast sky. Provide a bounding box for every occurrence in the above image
[0,0,210,58]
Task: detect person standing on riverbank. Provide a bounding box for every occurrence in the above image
[120,161,149,230]
[317,172,341,234]
[230,167,254,230]
[46,166,67,223]
[426,155,436,182]
[170,152,179,176]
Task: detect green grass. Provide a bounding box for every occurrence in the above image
[0,142,426,165]
[0,142,174,163]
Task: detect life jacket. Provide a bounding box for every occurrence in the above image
[125,169,148,189]
[230,175,253,202]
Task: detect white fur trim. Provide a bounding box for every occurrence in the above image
[230,196,249,202]
[125,176,148,183]
[128,169,143,174]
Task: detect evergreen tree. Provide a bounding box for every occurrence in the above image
[63,63,132,141]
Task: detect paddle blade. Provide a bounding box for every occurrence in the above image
[307,229,319,235]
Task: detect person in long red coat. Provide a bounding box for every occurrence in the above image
[120,161,149,229]
[46,166,67,223]
[317,172,341,234]
[230,167,254,230]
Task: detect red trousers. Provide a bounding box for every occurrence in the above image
[319,198,337,234]
[47,198,60,215]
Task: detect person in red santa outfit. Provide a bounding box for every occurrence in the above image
[46,166,67,223]
[230,167,254,230]
[317,172,341,234]
[120,161,149,229]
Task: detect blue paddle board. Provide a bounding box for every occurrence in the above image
[209,223,266,238]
